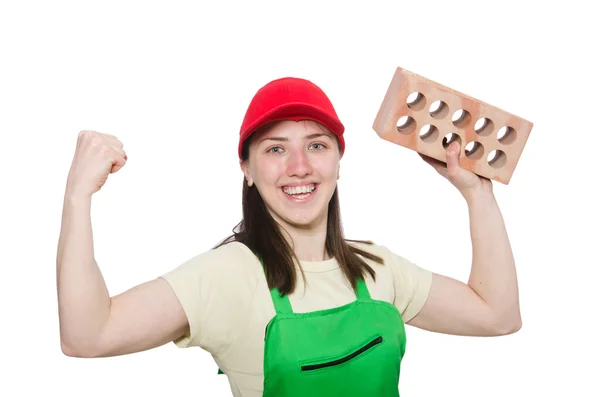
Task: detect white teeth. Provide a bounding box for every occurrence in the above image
[283,184,315,195]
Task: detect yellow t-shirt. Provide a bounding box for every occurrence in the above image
[159,240,432,397]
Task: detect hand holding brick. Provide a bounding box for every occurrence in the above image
[372,67,533,184]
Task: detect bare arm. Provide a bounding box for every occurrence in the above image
[92,277,189,358]
[57,130,188,358]
[57,194,189,357]
[56,194,111,355]
[409,144,522,336]
[408,188,522,336]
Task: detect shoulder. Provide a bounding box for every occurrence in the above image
[347,239,427,277]
[159,241,263,353]
[347,240,394,264]
[181,241,258,268]
[348,240,432,321]
[161,241,262,284]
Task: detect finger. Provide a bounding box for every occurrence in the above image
[77,129,94,150]
[445,141,461,177]
[435,166,449,179]
[104,134,124,149]
[419,153,448,177]
[102,135,126,165]
[110,156,127,173]
[109,147,127,174]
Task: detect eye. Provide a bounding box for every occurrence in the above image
[267,146,284,154]
[310,143,326,150]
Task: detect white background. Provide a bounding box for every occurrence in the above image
[1,0,598,396]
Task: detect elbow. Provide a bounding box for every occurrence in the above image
[494,314,522,336]
[61,338,96,358]
[497,320,521,335]
[61,339,81,357]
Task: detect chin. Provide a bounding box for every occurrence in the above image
[287,217,319,228]
[267,207,324,230]
[284,209,328,229]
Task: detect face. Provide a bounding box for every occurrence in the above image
[241,120,341,230]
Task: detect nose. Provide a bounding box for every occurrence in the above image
[286,147,313,178]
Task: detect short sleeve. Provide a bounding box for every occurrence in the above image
[159,242,260,356]
[384,247,433,323]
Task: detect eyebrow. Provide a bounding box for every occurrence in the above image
[259,133,332,144]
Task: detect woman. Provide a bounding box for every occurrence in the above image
[57,76,522,396]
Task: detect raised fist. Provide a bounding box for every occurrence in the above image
[66,130,128,197]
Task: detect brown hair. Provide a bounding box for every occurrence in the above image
[214,126,383,295]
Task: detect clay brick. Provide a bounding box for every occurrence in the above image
[372,67,533,184]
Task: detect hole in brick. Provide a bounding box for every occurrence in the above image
[465,141,484,160]
[452,109,471,128]
[497,126,517,145]
[487,150,507,168]
[474,118,494,136]
[407,92,426,110]
[442,133,461,149]
[396,116,416,135]
[419,124,439,143]
[429,101,449,119]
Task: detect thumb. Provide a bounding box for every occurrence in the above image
[445,141,460,177]
[110,151,127,174]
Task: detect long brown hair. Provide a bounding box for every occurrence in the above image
[214,129,383,295]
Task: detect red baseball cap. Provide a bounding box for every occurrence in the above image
[238,77,345,158]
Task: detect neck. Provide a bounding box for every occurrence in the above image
[276,215,330,262]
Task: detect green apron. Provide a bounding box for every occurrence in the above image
[218,257,407,396]
[262,273,407,395]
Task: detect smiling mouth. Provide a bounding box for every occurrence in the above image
[282,183,317,200]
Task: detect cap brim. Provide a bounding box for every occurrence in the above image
[238,102,345,158]
[244,101,343,134]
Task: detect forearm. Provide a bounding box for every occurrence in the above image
[464,188,521,330]
[56,194,111,354]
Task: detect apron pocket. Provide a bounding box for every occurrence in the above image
[300,335,383,372]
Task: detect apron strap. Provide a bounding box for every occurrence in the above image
[270,287,294,314]
[355,278,372,301]
[258,254,294,314]
[269,279,371,314]
[259,254,372,313]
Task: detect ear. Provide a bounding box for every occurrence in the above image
[240,160,254,186]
